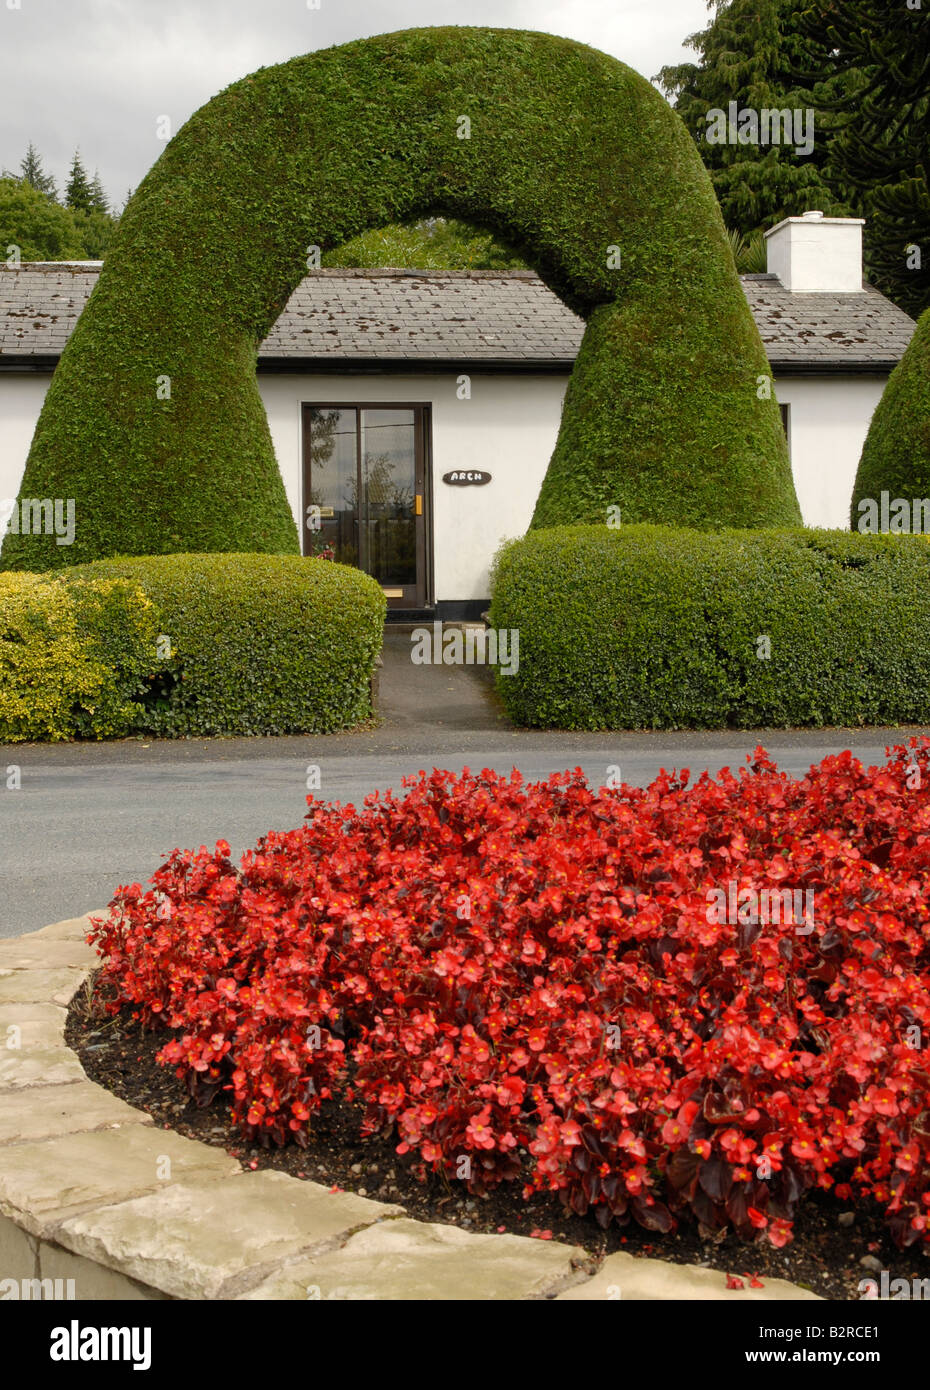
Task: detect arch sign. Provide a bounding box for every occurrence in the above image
[1,26,798,571]
[443,471,492,487]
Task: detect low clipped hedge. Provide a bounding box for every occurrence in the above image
[0,554,385,742]
[62,554,386,737]
[0,573,157,742]
[488,524,930,729]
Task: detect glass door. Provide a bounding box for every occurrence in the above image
[302,404,428,608]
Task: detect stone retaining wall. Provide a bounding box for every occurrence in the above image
[0,914,820,1301]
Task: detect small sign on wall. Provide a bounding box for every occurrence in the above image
[442,470,492,486]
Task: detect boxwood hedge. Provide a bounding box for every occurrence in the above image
[488,524,930,729]
[1,26,796,572]
[61,553,385,737]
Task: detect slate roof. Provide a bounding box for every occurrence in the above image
[740,274,916,371]
[0,263,916,372]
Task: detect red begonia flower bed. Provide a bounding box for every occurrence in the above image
[89,743,930,1251]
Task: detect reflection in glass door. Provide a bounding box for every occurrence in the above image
[302,404,428,608]
[303,408,359,567]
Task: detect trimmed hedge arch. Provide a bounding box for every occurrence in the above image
[851,306,930,528]
[0,26,799,572]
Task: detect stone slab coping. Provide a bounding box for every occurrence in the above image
[0,913,820,1302]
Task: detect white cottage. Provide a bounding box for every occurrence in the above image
[0,213,916,618]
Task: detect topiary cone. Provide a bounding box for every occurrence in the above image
[851,306,930,528]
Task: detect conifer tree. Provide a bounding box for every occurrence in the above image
[657,0,860,240]
[64,150,93,213]
[88,170,109,215]
[19,142,57,200]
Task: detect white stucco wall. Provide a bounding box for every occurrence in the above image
[774,375,888,530]
[0,373,52,506]
[0,366,890,601]
[258,371,568,604]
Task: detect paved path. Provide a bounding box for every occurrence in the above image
[2,625,927,937]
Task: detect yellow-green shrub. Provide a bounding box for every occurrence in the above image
[0,573,156,742]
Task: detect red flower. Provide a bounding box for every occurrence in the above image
[465,1108,497,1150]
[86,749,930,1251]
[768,1219,794,1249]
[866,1087,899,1117]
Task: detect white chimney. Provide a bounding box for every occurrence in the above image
[764,211,865,292]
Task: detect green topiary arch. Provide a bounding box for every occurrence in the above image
[850,306,930,528]
[0,26,799,572]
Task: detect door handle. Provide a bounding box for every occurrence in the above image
[415,494,423,516]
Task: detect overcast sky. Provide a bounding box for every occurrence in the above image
[0,0,712,206]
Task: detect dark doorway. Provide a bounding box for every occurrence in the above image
[302,403,430,609]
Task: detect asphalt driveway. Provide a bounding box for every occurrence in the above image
[2,626,926,937]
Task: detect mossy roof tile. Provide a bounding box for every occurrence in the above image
[0,264,915,370]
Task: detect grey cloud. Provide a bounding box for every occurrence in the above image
[0,0,707,207]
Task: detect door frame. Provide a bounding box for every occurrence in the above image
[300,400,433,609]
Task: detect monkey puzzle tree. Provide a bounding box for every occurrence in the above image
[801,0,929,317]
